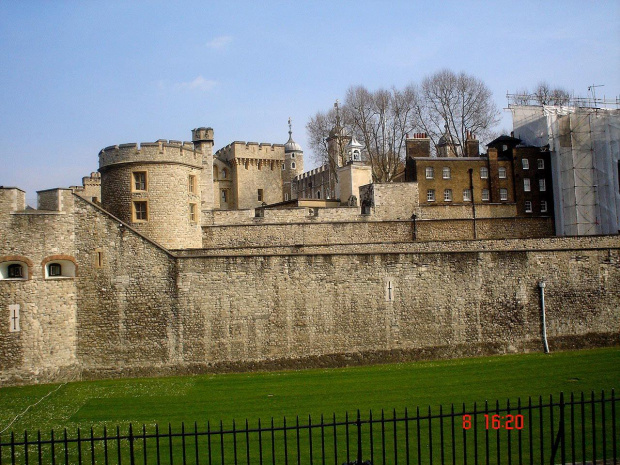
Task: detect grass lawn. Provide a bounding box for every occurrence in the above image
[1,347,618,435]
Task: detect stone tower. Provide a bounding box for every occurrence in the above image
[192,127,215,211]
[283,118,304,201]
[99,137,203,249]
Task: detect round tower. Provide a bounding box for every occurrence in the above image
[99,137,203,249]
[283,118,304,201]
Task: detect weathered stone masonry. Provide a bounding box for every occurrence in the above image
[1,193,619,386]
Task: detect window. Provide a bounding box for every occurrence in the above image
[133,201,148,221]
[8,264,23,278]
[442,167,451,179]
[522,159,529,170]
[189,203,197,222]
[538,159,544,169]
[481,189,489,201]
[525,201,532,213]
[222,168,228,178]
[480,167,488,179]
[444,189,452,201]
[317,191,321,199]
[425,167,434,179]
[500,188,508,201]
[284,193,289,201]
[427,189,435,202]
[463,189,471,202]
[539,179,546,191]
[257,189,264,202]
[95,250,104,268]
[291,162,296,169]
[498,167,507,179]
[48,263,62,277]
[188,175,197,194]
[132,171,147,191]
[221,189,227,203]
[291,153,295,159]
[524,178,531,192]
[282,163,285,170]
[541,200,548,213]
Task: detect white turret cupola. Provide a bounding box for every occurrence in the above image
[283,118,304,201]
[346,135,364,163]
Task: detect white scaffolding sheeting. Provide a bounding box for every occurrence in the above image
[511,105,620,236]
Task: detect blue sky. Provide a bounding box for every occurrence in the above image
[1,1,618,202]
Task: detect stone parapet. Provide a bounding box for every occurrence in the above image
[99,141,202,170]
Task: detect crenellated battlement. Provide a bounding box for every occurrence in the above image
[215,141,286,162]
[99,140,203,170]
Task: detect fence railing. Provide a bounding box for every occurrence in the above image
[1,390,617,464]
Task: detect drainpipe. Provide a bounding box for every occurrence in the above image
[539,279,550,353]
[469,169,477,239]
[411,213,417,241]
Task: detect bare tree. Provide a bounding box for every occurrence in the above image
[416,69,500,156]
[344,85,419,182]
[306,107,337,167]
[536,81,571,106]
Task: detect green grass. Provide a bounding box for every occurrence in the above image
[1,347,618,434]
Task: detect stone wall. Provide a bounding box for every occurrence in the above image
[73,197,178,372]
[0,193,79,385]
[173,238,619,370]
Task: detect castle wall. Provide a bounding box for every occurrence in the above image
[72,197,179,374]
[173,236,618,370]
[0,192,78,385]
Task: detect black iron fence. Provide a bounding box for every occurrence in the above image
[1,390,617,464]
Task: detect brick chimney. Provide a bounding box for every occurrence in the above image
[406,133,431,158]
[465,131,479,157]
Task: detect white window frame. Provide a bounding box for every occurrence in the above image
[481,189,489,201]
[539,178,546,191]
[524,178,531,192]
[500,188,508,201]
[425,167,434,179]
[525,201,533,213]
[522,159,529,170]
[442,167,451,179]
[444,189,452,201]
[498,167,507,179]
[427,189,435,202]
[480,167,488,179]
[537,159,544,169]
[541,200,548,213]
[463,189,471,202]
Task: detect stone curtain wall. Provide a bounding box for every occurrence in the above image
[174,244,619,370]
[73,197,178,374]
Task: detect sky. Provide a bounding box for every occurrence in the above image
[1,1,619,203]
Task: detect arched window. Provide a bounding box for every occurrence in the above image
[317,191,321,199]
[213,165,219,180]
[42,256,77,279]
[0,257,31,280]
[222,168,228,179]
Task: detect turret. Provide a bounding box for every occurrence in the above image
[283,118,304,201]
[98,136,203,249]
[192,127,215,211]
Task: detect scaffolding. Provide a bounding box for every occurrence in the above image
[509,103,620,236]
